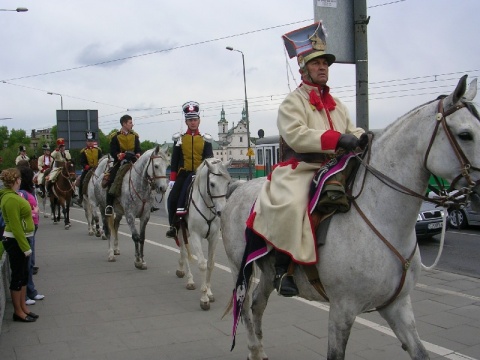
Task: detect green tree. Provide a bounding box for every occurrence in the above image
[8,129,30,148]
[0,126,9,148]
[140,140,158,152]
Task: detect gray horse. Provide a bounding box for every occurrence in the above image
[91,145,168,268]
[221,76,480,360]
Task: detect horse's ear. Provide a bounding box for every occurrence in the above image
[160,144,168,153]
[225,158,232,168]
[464,78,477,102]
[443,75,468,109]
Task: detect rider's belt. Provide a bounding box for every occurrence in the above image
[294,153,335,163]
[3,231,34,238]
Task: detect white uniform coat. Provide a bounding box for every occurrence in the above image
[251,81,364,264]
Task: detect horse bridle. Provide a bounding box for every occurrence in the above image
[128,152,168,216]
[352,97,480,311]
[54,161,76,194]
[191,164,229,238]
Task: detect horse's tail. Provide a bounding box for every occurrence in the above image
[221,293,234,319]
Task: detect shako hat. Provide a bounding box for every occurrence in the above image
[85,131,95,141]
[282,22,335,68]
[56,138,65,146]
[18,145,26,152]
[42,143,50,151]
[182,101,200,120]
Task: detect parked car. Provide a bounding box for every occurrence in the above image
[415,201,445,239]
[448,203,480,229]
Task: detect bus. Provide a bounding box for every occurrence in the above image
[254,135,280,177]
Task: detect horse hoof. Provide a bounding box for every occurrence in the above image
[135,262,147,270]
[101,234,108,240]
[186,283,196,290]
[95,232,102,238]
[44,214,49,218]
[208,295,215,302]
[53,222,58,225]
[108,257,116,262]
[200,301,210,311]
[176,270,185,278]
[88,231,94,236]
[65,225,71,230]
[114,250,120,255]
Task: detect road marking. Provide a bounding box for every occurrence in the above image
[68,215,478,360]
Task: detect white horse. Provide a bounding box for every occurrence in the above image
[221,76,480,360]
[104,145,168,268]
[167,158,232,310]
[82,155,113,238]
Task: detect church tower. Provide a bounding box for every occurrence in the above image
[218,106,228,142]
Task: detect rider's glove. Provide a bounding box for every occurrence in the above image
[135,153,141,159]
[168,181,175,189]
[336,134,359,152]
[84,165,90,171]
[117,153,125,161]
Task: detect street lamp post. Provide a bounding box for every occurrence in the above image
[0,7,28,12]
[226,46,252,180]
[48,92,63,110]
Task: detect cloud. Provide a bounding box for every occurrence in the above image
[76,39,177,67]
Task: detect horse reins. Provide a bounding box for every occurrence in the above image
[53,161,76,195]
[190,165,229,238]
[351,97,479,311]
[128,152,168,217]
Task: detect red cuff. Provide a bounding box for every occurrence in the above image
[84,165,90,170]
[320,130,341,151]
[170,172,177,181]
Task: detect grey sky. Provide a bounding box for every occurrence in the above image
[1,0,479,144]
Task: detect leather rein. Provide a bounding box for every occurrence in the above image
[191,166,229,238]
[351,97,479,311]
[128,153,167,217]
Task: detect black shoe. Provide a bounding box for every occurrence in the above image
[105,205,113,216]
[33,266,39,275]
[166,226,177,238]
[75,198,83,206]
[13,313,36,322]
[274,271,299,297]
[26,312,39,319]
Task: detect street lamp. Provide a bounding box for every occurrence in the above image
[0,7,28,12]
[226,46,252,180]
[48,92,63,109]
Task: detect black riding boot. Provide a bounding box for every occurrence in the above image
[105,192,115,216]
[274,250,299,297]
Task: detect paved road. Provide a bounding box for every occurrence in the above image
[1,205,480,360]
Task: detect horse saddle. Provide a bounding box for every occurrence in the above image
[175,178,195,217]
[109,163,132,197]
[81,169,95,196]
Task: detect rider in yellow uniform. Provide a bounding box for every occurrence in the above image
[105,115,141,216]
[166,101,213,238]
[76,131,102,205]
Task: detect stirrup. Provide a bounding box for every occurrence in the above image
[105,205,113,216]
[274,273,299,297]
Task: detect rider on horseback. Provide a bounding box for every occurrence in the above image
[37,144,52,198]
[76,131,102,206]
[166,101,213,238]
[15,145,29,165]
[45,138,72,197]
[249,23,366,297]
[105,114,141,216]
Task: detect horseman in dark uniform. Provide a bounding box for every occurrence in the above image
[105,114,141,216]
[76,131,102,205]
[166,101,213,238]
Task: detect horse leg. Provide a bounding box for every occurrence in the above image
[175,223,187,278]
[106,214,117,262]
[178,222,195,289]
[205,232,219,303]
[64,202,71,229]
[378,295,430,359]
[136,216,149,270]
[190,232,210,308]
[85,201,94,236]
[326,302,357,360]
[93,211,102,237]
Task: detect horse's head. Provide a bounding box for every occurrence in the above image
[29,156,39,172]
[65,159,76,181]
[199,158,232,216]
[145,144,168,194]
[425,75,480,206]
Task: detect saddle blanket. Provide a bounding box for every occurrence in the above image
[230,153,356,350]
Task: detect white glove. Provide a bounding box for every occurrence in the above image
[24,249,32,257]
[168,181,175,189]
